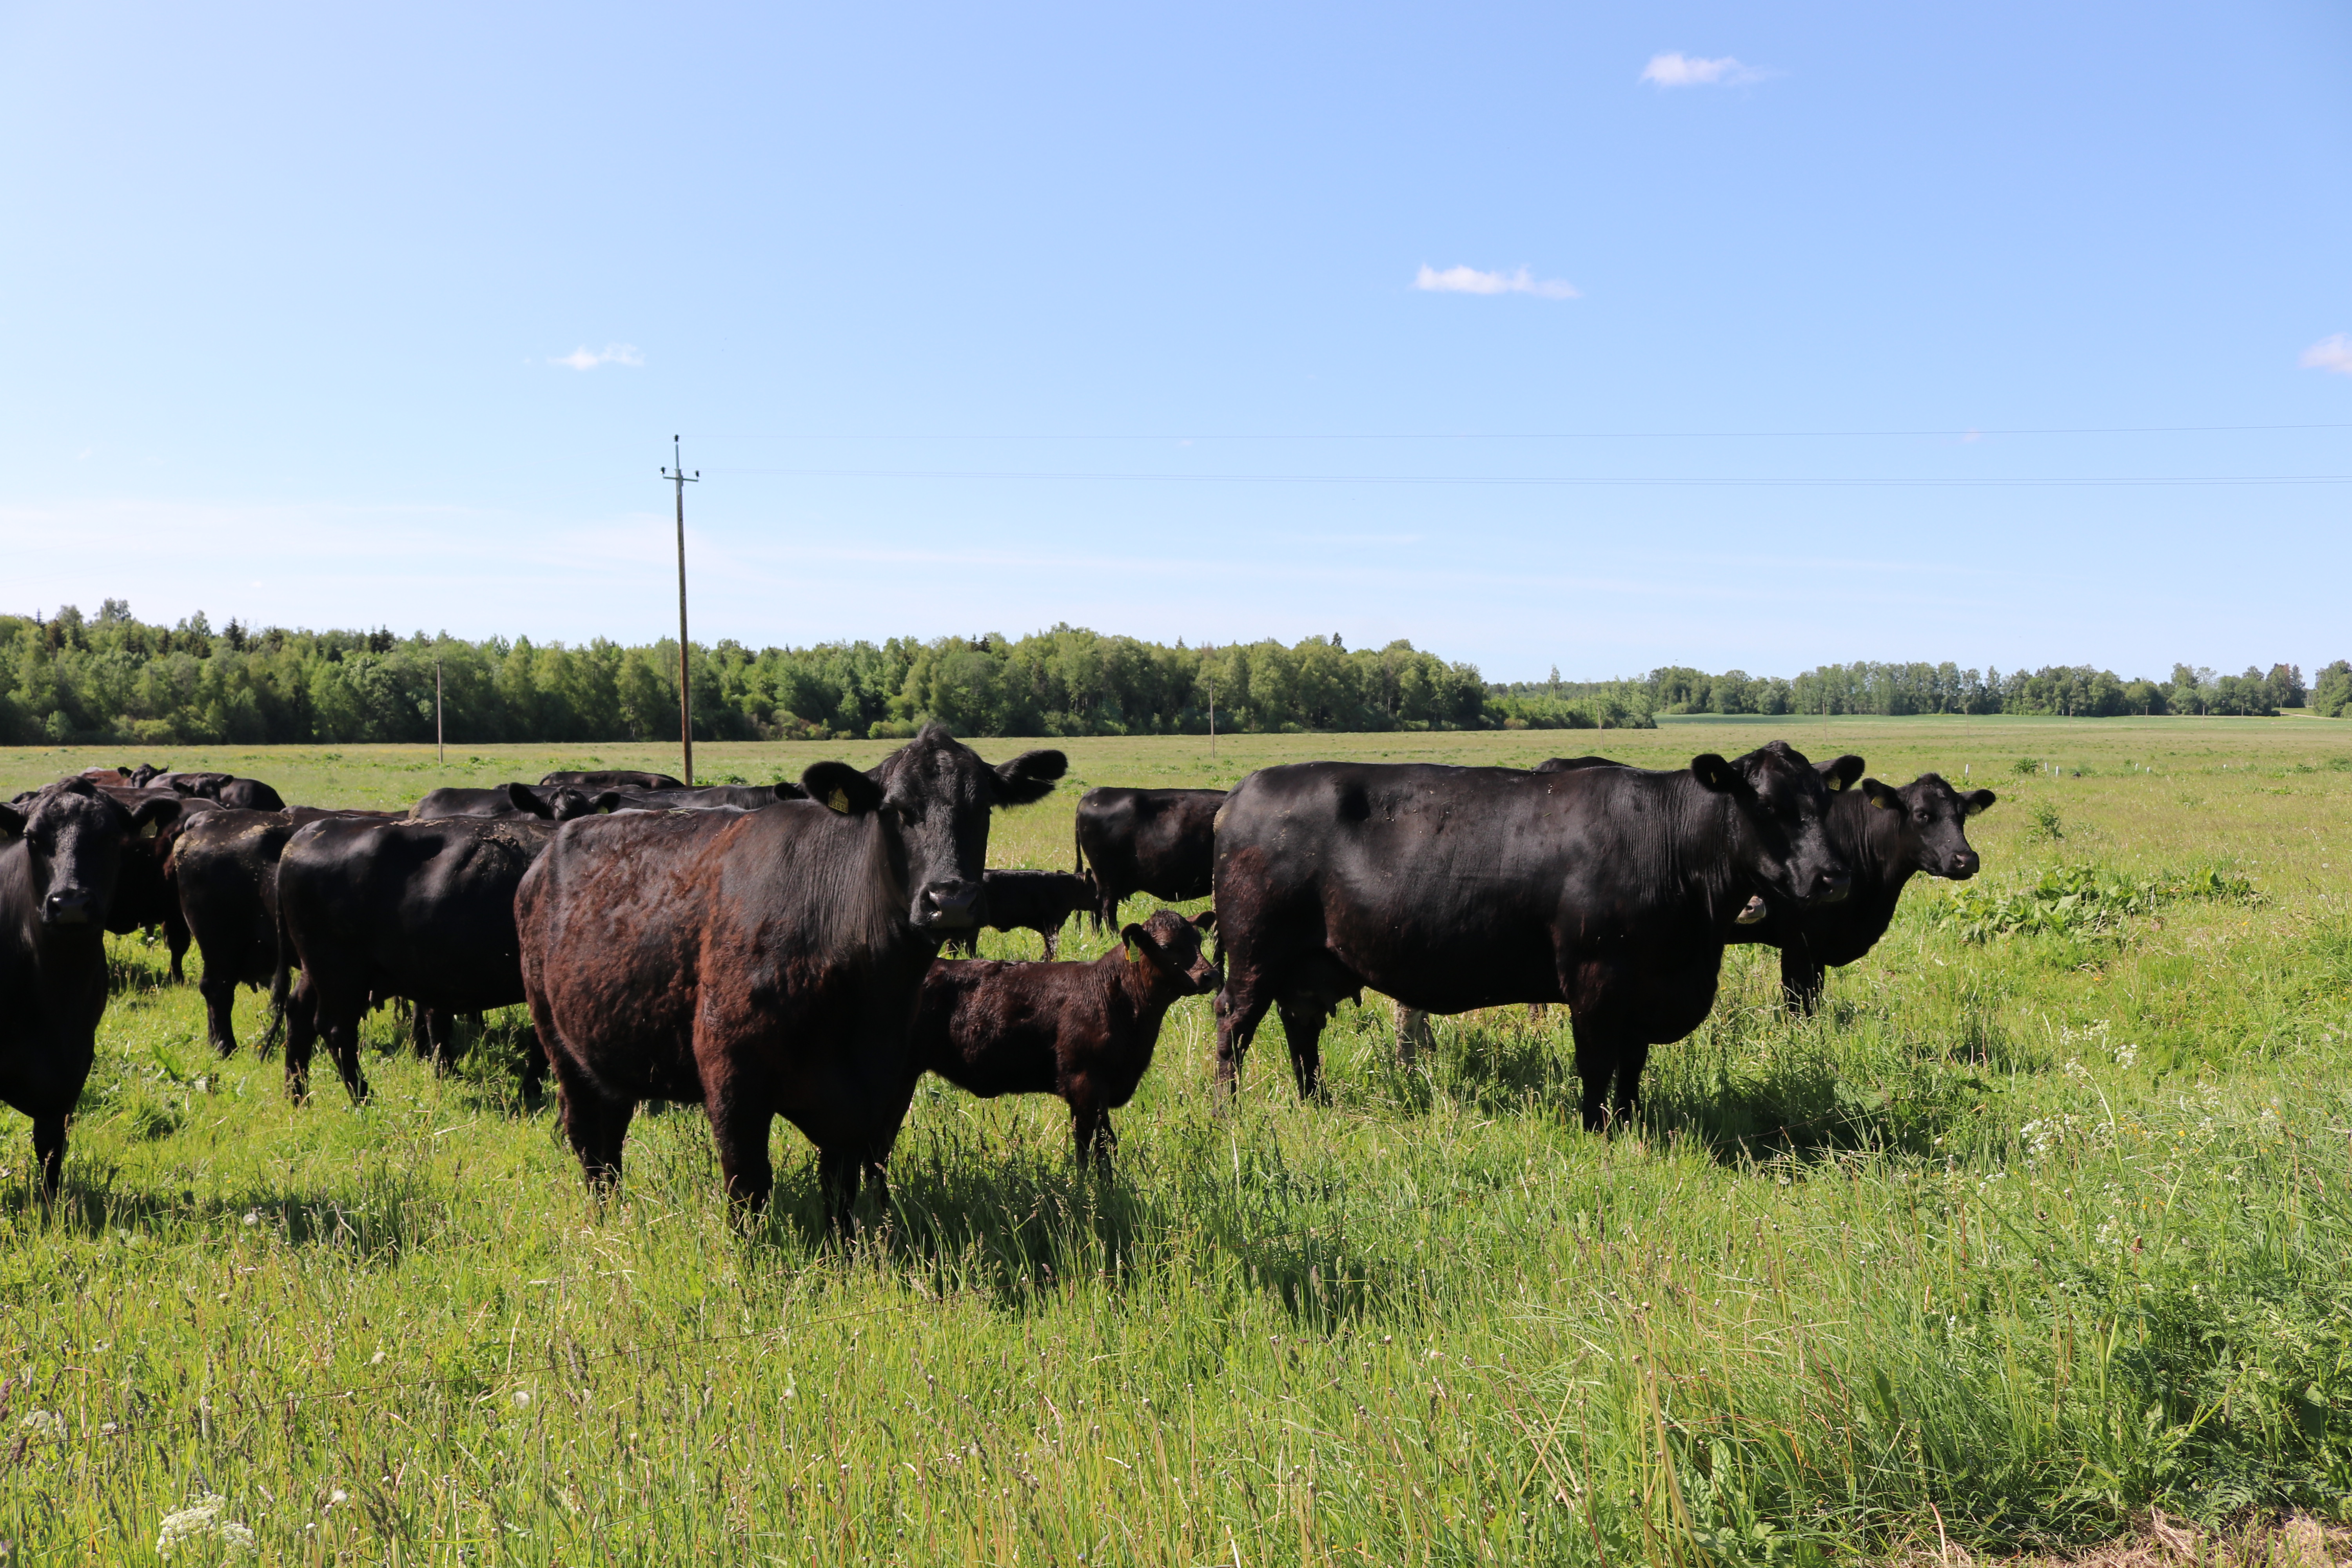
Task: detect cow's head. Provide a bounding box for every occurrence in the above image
[802,724,1066,932]
[1123,909,1222,996]
[1859,773,1996,880]
[1692,742,1859,908]
[0,777,179,928]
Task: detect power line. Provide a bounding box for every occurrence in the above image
[705,467,2352,488]
[690,421,2352,441]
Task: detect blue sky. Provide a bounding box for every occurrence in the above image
[4,1,2347,681]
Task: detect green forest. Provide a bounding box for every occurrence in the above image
[2,601,2342,746]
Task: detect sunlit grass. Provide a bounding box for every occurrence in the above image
[0,717,2348,1563]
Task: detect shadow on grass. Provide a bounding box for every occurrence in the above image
[748,1113,1406,1332]
[13,1165,449,1262]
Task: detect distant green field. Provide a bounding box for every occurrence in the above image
[2,717,2348,1564]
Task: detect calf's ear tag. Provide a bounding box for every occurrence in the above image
[828,788,850,814]
[1826,776,1845,791]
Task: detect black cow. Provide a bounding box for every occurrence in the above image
[1073,787,1225,925]
[159,772,287,811]
[175,807,373,1057]
[539,769,684,790]
[1734,772,1996,1012]
[96,786,219,982]
[592,782,807,812]
[0,779,182,1194]
[942,869,1097,958]
[516,725,1065,1227]
[276,814,565,1101]
[410,783,603,822]
[1211,742,1861,1128]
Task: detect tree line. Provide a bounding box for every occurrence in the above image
[5,602,2339,747]
[0,602,1647,746]
[1501,659,2349,720]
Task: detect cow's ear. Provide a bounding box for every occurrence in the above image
[1190,909,1216,932]
[1119,921,1166,966]
[993,749,1068,807]
[1820,754,1866,792]
[506,782,555,819]
[592,791,622,814]
[1964,789,1997,817]
[1690,754,1746,794]
[0,803,23,839]
[770,781,807,802]
[803,761,884,816]
[130,796,183,837]
[1860,778,1902,811]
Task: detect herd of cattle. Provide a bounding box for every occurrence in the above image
[0,728,1994,1226]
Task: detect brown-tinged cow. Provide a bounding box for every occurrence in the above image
[516,725,1065,1228]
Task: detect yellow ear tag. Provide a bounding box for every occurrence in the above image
[828,788,850,813]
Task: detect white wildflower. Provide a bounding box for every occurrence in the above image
[156,1494,256,1559]
[511,1389,532,1409]
[2114,1043,2139,1069]
[241,1211,258,1227]
[18,1410,63,1438]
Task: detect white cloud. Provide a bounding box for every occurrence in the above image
[1412,264,1579,300]
[1641,52,1766,87]
[2300,334,2352,374]
[551,343,644,371]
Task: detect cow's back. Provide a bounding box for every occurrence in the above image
[1215,761,1717,1013]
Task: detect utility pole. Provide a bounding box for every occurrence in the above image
[661,435,700,786]
[1204,646,1216,762]
[435,657,444,764]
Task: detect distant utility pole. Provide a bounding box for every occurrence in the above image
[435,657,445,764]
[1202,645,1216,762]
[661,435,701,786]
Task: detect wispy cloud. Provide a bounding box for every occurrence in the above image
[551,343,644,371]
[1640,52,1768,87]
[1412,265,1579,300]
[2300,334,2352,375]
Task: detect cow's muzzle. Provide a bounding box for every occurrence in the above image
[1734,894,1769,926]
[916,880,982,931]
[42,890,94,926]
[1944,851,1979,879]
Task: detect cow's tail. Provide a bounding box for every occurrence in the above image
[1073,816,1102,931]
[261,882,292,1056]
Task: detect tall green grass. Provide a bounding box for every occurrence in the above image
[1,719,2348,1563]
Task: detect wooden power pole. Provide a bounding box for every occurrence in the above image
[661,435,700,786]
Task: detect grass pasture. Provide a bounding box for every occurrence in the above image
[2,716,2350,1565]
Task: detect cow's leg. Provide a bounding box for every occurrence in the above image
[422,1010,461,1073]
[1276,997,1332,1102]
[1071,1098,1114,1167]
[410,1004,434,1059]
[1611,1043,1652,1130]
[325,1010,370,1104]
[550,1051,631,1192]
[816,1147,861,1238]
[517,1026,549,1102]
[200,969,239,1058]
[1568,1015,1616,1133]
[165,906,192,985]
[1779,950,1827,1016]
[705,1088,775,1215]
[1041,924,1061,961]
[1212,979,1274,1103]
[284,975,318,1100]
[31,1111,67,1200]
